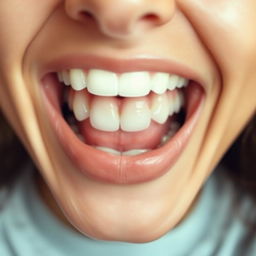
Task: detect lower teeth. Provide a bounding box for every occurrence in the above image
[62,96,184,156]
[95,147,149,156]
[95,122,180,156]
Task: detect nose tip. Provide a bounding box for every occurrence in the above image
[65,0,175,39]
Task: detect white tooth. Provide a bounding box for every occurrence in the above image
[62,70,71,86]
[123,149,149,156]
[119,72,151,97]
[87,69,118,96]
[70,69,86,91]
[73,91,90,121]
[90,97,119,132]
[57,72,64,82]
[151,72,169,94]
[120,98,151,132]
[95,146,121,155]
[151,93,169,124]
[168,75,180,91]
[177,77,189,88]
[168,92,175,116]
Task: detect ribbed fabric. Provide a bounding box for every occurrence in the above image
[0,166,255,256]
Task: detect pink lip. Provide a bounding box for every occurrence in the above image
[41,55,206,86]
[41,56,205,184]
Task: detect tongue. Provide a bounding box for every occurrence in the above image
[78,118,172,151]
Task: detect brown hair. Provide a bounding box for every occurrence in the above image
[0,111,29,188]
[223,113,256,201]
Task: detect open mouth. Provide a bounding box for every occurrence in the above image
[41,60,205,184]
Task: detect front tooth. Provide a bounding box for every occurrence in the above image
[87,69,118,96]
[151,72,169,94]
[151,93,169,124]
[119,72,151,97]
[70,69,87,91]
[62,70,71,86]
[123,149,149,156]
[90,97,119,131]
[73,91,90,121]
[120,97,151,132]
[168,75,179,91]
[95,146,121,155]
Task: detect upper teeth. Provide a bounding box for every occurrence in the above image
[57,69,188,97]
[68,89,184,132]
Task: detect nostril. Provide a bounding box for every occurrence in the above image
[79,10,94,20]
[143,13,160,23]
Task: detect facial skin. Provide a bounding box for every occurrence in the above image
[0,0,255,243]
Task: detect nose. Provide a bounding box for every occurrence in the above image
[65,0,175,39]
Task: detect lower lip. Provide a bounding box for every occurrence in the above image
[42,75,204,184]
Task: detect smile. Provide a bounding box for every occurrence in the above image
[41,57,205,184]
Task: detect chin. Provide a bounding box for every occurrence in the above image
[56,190,184,243]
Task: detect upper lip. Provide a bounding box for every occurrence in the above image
[40,55,207,91]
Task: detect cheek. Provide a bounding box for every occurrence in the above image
[0,1,62,161]
[180,0,256,122]
[180,0,256,75]
[179,0,256,165]
[0,0,60,69]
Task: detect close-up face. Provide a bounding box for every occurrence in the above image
[0,0,255,242]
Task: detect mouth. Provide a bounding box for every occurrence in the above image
[41,57,205,184]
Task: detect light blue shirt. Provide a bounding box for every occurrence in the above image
[0,165,255,256]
